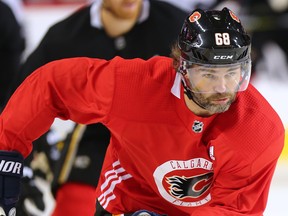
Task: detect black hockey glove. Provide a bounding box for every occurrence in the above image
[131,210,165,216]
[0,150,24,216]
[16,166,45,216]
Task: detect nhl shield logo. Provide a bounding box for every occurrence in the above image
[192,120,204,133]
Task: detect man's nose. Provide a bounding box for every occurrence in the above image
[213,78,227,93]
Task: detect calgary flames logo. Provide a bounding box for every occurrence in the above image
[154,158,214,207]
[189,11,201,23]
[229,10,240,23]
[166,173,213,199]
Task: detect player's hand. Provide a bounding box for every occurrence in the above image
[16,167,45,216]
[0,150,24,216]
[131,210,165,216]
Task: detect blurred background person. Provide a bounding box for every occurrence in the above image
[0,0,25,112]
[244,0,288,81]
[2,0,25,27]
[15,0,187,215]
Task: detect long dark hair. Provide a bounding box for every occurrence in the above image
[170,42,181,71]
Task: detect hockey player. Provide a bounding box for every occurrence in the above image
[14,0,187,215]
[0,7,284,216]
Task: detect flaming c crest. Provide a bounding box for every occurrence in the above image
[229,10,240,23]
[166,173,213,199]
[189,11,201,23]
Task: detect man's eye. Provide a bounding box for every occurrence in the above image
[226,72,237,77]
[202,74,215,79]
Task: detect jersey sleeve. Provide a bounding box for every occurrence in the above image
[192,148,283,215]
[0,57,115,157]
[194,124,284,215]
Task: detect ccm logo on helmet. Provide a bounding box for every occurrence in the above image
[214,55,233,60]
[0,160,22,174]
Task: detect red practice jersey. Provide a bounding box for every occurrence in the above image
[0,56,284,216]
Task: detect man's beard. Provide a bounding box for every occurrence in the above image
[191,92,236,113]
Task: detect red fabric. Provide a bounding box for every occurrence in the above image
[52,182,96,216]
[0,56,284,215]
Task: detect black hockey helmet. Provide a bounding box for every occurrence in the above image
[178,7,251,64]
[178,7,252,93]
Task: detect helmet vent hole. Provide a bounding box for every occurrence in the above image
[212,14,221,20]
[237,48,248,60]
[192,50,208,61]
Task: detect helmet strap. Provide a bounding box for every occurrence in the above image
[178,65,209,111]
[182,81,208,110]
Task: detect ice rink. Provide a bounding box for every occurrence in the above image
[17,3,288,216]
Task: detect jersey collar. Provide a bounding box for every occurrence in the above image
[90,0,150,29]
